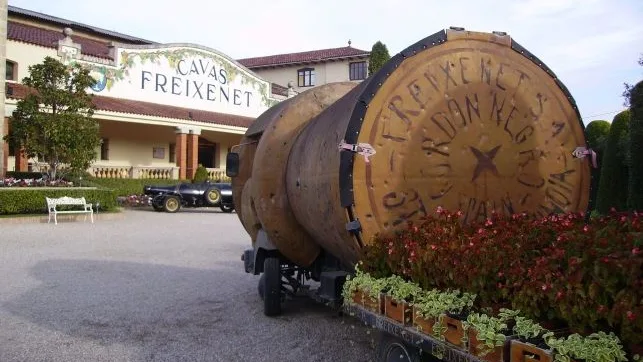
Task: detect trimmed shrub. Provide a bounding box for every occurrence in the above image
[83,178,182,197]
[584,120,611,206]
[627,80,643,211]
[596,110,630,213]
[368,41,391,76]
[192,164,208,183]
[0,188,118,215]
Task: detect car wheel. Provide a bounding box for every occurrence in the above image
[220,204,234,213]
[204,187,222,206]
[163,195,181,213]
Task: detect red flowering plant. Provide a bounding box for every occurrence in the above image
[358,206,643,352]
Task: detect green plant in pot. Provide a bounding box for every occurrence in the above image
[465,312,509,357]
[384,275,423,302]
[544,331,628,362]
[513,315,548,345]
[342,265,387,307]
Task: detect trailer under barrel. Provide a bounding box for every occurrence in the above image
[226,26,594,362]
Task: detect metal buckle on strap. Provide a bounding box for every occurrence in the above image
[572,146,598,168]
[338,140,376,163]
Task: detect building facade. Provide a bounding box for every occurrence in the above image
[238,42,370,95]
[1,6,370,180]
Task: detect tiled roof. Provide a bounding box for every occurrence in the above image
[237,46,370,68]
[9,5,155,45]
[6,83,255,129]
[8,20,114,60]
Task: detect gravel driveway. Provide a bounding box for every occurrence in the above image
[0,209,376,362]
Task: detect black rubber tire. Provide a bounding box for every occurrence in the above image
[220,204,234,213]
[204,187,222,206]
[376,332,426,362]
[257,274,265,301]
[152,204,164,212]
[263,257,282,316]
[163,195,181,213]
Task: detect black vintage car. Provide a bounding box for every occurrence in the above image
[143,181,235,213]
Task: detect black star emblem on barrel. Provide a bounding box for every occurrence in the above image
[470,145,501,182]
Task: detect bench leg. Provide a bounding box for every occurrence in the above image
[91,211,94,224]
[54,213,58,225]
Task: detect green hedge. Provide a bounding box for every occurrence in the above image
[80,178,183,197]
[596,110,630,213]
[628,80,643,211]
[6,171,48,179]
[0,188,118,215]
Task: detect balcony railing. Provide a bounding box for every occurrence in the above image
[28,162,229,182]
[90,166,179,179]
[206,168,231,183]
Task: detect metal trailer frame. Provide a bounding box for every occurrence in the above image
[344,304,486,362]
[241,237,491,362]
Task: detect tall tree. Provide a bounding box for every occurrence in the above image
[627,80,643,211]
[368,41,391,76]
[595,111,630,213]
[622,53,642,107]
[3,56,100,180]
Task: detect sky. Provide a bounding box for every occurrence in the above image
[8,0,643,125]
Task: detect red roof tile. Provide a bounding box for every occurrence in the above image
[238,46,370,68]
[6,82,255,128]
[9,5,156,45]
[8,21,114,60]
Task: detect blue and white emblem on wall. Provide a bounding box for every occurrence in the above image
[90,68,108,92]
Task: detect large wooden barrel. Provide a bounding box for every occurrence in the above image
[232,99,296,242]
[241,82,357,266]
[285,28,592,267]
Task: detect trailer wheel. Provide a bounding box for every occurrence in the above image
[376,333,425,362]
[257,273,265,300]
[263,257,282,316]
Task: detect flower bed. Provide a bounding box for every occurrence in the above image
[118,194,152,208]
[1,177,74,187]
[348,208,642,361]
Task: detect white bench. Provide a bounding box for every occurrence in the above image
[46,196,94,225]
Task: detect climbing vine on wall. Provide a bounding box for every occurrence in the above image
[75,48,278,107]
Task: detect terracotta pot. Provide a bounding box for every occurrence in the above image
[412,306,435,335]
[384,295,412,324]
[510,339,553,362]
[468,328,504,362]
[351,289,363,305]
[362,291,384,314]
[443,315,467,348]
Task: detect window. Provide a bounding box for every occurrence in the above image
[100,138,109,160]
[349,61,367,81]
[297,68,315,87]
[169,143,176,163]
[6,60,16,81]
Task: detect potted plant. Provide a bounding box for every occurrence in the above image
[442,290,476,348]
[465,312,513,362]
[411,288,446,336]
[341,266,387,314]
[382,274,422,324]
[544,331,628,362]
